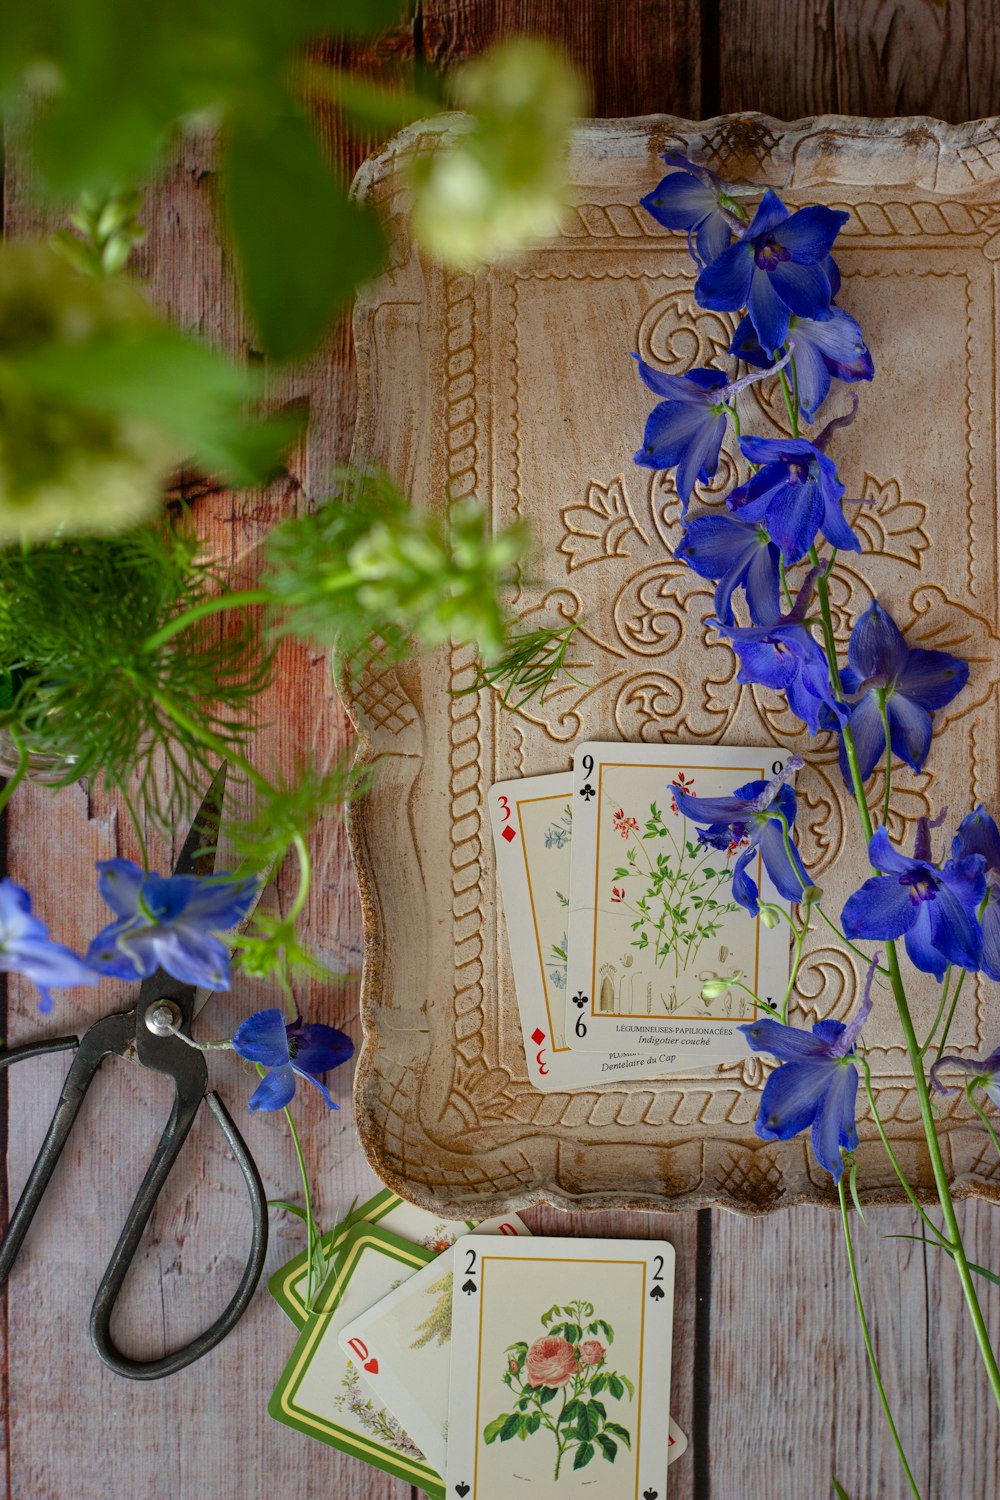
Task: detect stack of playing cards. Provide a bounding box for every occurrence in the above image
[270,1191,686,1496]
[489,741,792,1091]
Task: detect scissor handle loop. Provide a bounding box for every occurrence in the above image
[89,1088,268,1379]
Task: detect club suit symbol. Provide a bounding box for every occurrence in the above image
[571,991,588,1009]
[579,783,596,800]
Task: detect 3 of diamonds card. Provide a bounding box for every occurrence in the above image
[446,1235,675,1500]
[488,772,680,1091]
[566,742,791,1066]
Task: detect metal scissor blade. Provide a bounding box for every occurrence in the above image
[172,762,228,880]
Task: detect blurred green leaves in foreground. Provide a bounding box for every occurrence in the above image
[0,5,585,982]
[3,0,584,360]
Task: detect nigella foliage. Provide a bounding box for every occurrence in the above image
[0,516,272,823]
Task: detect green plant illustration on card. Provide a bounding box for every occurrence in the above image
[608,781,741,978]
[544,803,572,989]
[483,1299,634,1479]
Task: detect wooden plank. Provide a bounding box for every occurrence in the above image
[834,0,971,120]
[421,0,703,119]
[964,0,1000,119]
[718,0,837,118]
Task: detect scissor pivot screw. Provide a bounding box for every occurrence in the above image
[146,1000,183,1036]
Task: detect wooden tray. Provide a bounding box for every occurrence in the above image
[345,112,1000,1218]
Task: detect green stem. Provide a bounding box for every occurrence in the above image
[781,916,810,1025]
[0,727,29,819]
[814,572,1000,1418]
[968,1084,1000,1163]
[779,555,794,612]
[284,1100,321,1311]
[289,833,312,925]
[778,364,800,439]
[934,969,967,1061]
[838,1176,923,1500]
[877,690,892,828]
[814,904,891,977]
[920,966,952,1057]
[860,1057,952,1248]
[141,588,276,653]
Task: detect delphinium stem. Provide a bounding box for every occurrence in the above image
[838,1175,923,1500]
[812,575,1000,1417]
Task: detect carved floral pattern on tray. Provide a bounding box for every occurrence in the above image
[347,113,1000,1218]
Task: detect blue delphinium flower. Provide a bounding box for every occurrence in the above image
[671,757,810,917]
[633,348,792,513]
[695,189,848,352]
[232,1007,354,1111]
[836,600,969,782]
[730,307,874,421]
[739,956,878,1181]
[841,818,985,980]
[715,570,842,735]
[931,1044,1000,1110]
[731,434,859,564]
[951,804,1000,981]
[0,877,96,1013]
[632,362,729,510]
[86,858,258,989]
[639,152,734,265]
[674,511,781,626]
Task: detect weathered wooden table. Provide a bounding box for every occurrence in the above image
[4,5,1000,1498]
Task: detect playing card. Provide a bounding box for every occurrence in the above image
[270,1185,529,1326]
[269,1224,445,1496]
[488,772,678,1089]
[566,741,791,1066]
[446,1235,676,1500]
[341,1241,688,1480]
[339,1246,459,1473]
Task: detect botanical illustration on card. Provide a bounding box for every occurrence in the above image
[483,1299,635,1480]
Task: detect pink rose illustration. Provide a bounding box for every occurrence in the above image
[579,1340,605,1366]
[524,1334,578,1388]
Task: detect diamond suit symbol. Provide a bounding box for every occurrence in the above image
[531,1028,545,1044]
[501,825,517,842]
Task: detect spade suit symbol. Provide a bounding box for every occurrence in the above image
[649,1284,665,1300]
[462,1278,478,1295]
[643,1490,659,1500]
[455,1486,471,1498]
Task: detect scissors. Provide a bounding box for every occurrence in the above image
[0,767,268,1380]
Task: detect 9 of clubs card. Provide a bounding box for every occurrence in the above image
[488,773,678,1091]
[566,742,791,1067]
[446,1235,675,1500]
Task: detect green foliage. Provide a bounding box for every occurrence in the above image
[0,241,297,544]
[410,38,585,270]
[266,465,529,667]
[456,621,582,710]
[51,186,146,277]
[0,516,270,821]
[223,110,387,363]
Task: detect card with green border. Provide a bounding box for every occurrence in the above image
[268,1223,445,1496]
[270,1186,529,1326]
